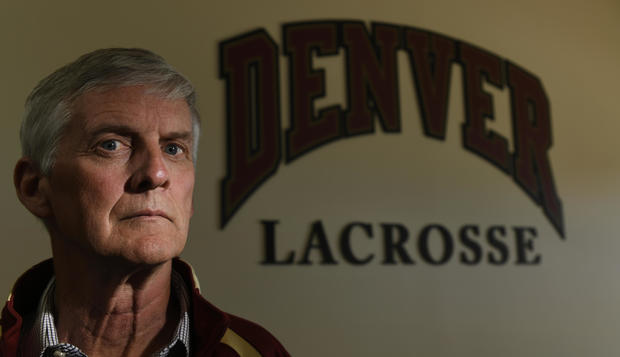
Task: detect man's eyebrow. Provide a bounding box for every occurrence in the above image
[163,131,193,141]
[86,126,193,141]
[87,124,136,138]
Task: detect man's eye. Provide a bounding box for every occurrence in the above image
[100,140,119,151]
[164,143,183,155]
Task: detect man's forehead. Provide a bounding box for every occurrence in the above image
[70,86,192,133]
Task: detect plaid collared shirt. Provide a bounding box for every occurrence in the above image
[34,270,191,357]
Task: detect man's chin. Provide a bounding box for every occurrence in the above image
[115,236,185,268]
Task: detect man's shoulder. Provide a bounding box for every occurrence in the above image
[173,259,290,357]
[190,288,291,357]
[215,313,290,357]
[1,259,55,357]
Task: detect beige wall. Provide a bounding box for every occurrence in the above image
[1,1,619,356]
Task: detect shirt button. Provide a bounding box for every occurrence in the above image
[53,351,66,357]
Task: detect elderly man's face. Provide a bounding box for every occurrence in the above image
[43,86,195,265]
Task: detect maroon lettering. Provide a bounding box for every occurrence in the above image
[459,42,511,172]
[507,62,564,237]
[404,29,455,139]
[218,22,565,239]
[220,30,281,228]
[341,22,401,135]
[283,22,341,162]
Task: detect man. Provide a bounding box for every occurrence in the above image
[0,48,290,357]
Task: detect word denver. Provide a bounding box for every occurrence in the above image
[219,20,564,239]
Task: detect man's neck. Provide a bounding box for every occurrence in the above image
[51,253,179,357]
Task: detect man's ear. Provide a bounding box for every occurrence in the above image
[14,158,52,218]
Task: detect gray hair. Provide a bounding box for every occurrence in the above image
[21,48,201,174]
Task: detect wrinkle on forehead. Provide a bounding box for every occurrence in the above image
[69,86,192,135]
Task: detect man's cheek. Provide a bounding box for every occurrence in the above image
[90,179,121,200]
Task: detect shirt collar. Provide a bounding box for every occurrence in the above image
[33,270,191,357]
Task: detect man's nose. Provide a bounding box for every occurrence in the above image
[127,145,170,192]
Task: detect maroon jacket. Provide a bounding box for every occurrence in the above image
[0,259,290,357]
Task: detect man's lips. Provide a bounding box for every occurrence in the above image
[122,209,172,222]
